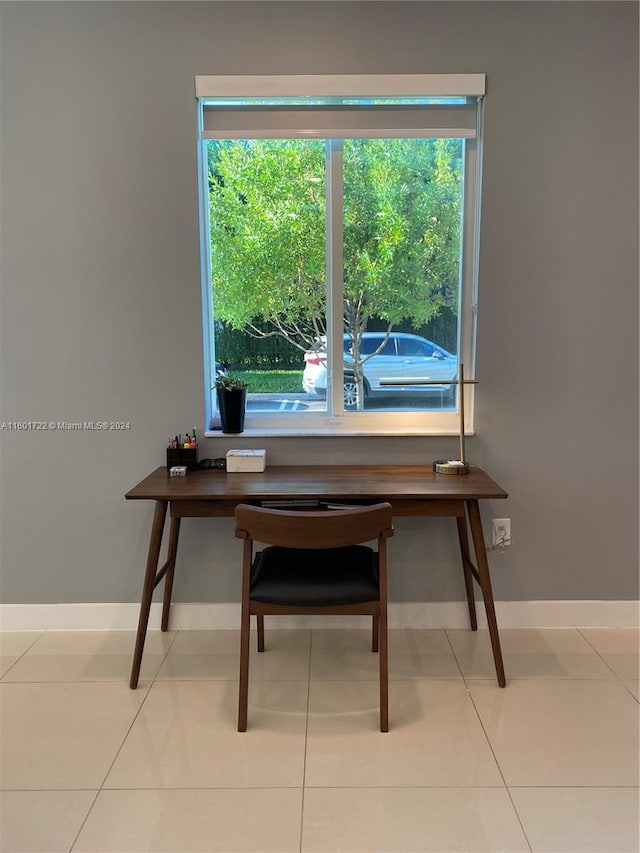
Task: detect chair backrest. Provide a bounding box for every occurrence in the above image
[235,502,394,549]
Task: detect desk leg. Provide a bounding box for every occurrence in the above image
[466,500,506,688]
[161,517,181,631]
[130,500,167,689]
[456,516,478,631]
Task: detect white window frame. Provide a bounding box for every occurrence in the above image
[196,74,485,437]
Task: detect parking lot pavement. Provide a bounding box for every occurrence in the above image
[246,393,453,413]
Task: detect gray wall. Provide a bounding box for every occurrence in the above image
[1,1,637,608]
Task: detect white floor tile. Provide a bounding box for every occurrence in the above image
[311,628,454,655]
[448,628,617,679]
[0,790,96,853]
[0,682,148,790]
[310,628,380,654]
[156,650,310,680]
[389,628,459,655]
[470,679,640,786]
[596,653,640,680]
[167,628,310,655]
[580,628,640,654]
[0,656,18,677]
[104,680,307,789]
[1,627,637,853]
[624,680,639,701]
[310,650,462,680]
[1,653,165,683]
[448,628,596,654]
[580,630,640,679]
[0,632,42,657]
[26,630,175,656]
[304,680,503,787]
[73,788,302,852]
[510,786,640,852]
[462,651,616,680]
[309,629,462,680]
[302,787,529,852]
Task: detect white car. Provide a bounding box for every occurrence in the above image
[303,332,457,408]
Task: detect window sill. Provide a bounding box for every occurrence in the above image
[205,426,472,438]
[206,404,472,437]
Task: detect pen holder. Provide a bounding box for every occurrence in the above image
[166,447,198,472]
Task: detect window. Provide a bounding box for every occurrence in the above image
[196,75,485,435]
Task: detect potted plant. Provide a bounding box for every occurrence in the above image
[214,374,249,434]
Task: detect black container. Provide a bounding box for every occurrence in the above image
[166,447,198,471]
[217,388,246,434]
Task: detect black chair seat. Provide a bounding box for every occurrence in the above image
[250,545,379,606]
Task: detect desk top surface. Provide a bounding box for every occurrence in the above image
[126,465,507,502]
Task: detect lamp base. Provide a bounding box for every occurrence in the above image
[433,460,470,475]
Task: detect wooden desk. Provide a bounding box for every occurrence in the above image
[126,464,508,689]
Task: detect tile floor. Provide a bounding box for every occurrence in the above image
[0,626,638,852]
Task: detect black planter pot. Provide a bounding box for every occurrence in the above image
[217,388,247,434]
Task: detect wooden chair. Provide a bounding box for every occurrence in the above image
[234,502,394,732]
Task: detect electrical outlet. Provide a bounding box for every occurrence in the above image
[492,518,511,548]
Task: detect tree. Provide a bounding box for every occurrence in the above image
[209,139,326,346]
[208,136,462,409]
[342,138,462,405]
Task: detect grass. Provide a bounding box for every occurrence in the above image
[233,370,302,394]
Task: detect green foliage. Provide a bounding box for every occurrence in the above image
[341,137,462,377]
[214,373,249,391]
[343,138,462,331]
[232,370,302,394]
[209,139,325,346]
[215,320,302,369]
[209,136,461,333]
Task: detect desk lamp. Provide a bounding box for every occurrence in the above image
[379,362,477,475]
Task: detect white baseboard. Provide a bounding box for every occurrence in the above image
[0,600,638,631]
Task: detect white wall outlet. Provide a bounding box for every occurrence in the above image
[492,518,511,548]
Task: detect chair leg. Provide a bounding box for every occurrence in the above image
[371,615,379,652]
[379,606,389,732]
[257,614,265,652]
[238,602,251,732]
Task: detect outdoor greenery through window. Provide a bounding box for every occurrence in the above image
[196,76,485,435]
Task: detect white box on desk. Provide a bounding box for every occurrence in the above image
[226,449,266,473]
